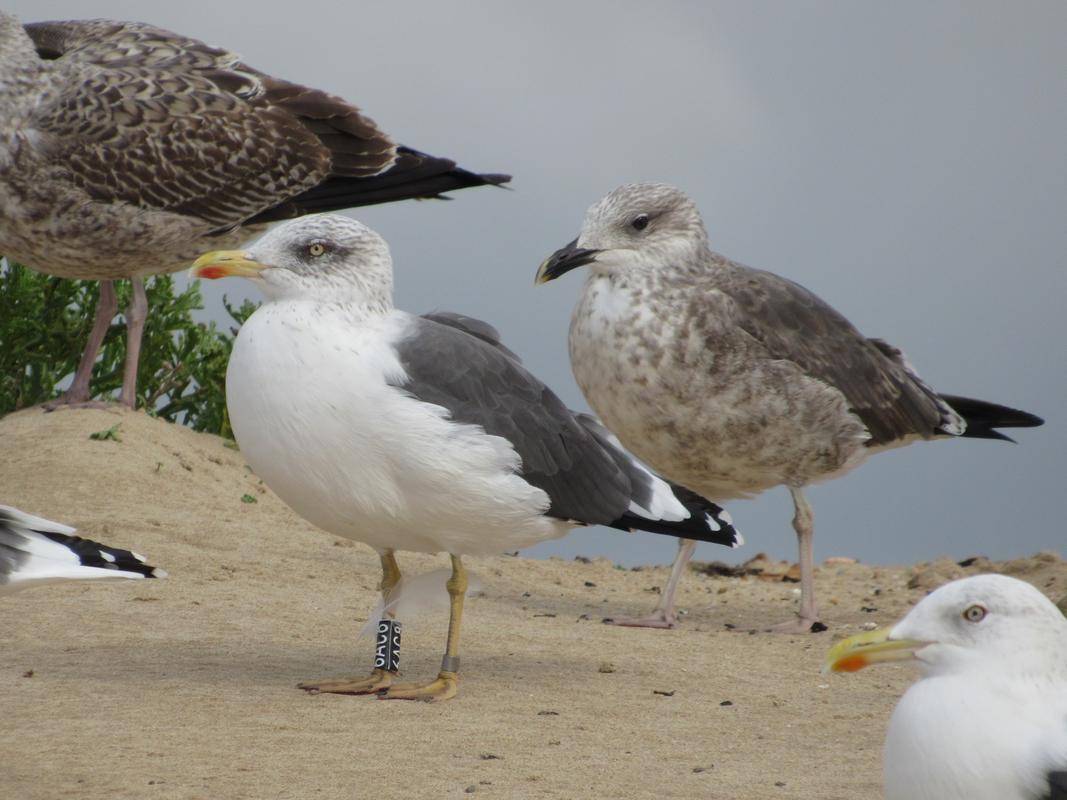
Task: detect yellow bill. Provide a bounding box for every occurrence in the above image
[823,627,926,675]
[190,250,266,280]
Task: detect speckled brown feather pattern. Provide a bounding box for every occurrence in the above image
[710,260,955,448]
[569,265,875,500]
[562,187,972,501]
[551,182,1041,629]
[0,15,506,280]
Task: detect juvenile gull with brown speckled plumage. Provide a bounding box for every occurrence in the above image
[0,12,507,407]
[537,183,1043,633]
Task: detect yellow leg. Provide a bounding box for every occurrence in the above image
[299,550,402,695]
[380,550,401,601]
[382,554,466,702]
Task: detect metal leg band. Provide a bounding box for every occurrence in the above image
[440,654,460,674]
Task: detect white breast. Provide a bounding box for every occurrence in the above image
[884,676,1067,800]
[568,276,666,441]
[226,303,568,555]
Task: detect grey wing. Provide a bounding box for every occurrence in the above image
[716,261,956,447]
[393,316,634,525]
[419,312,523,362]
[1048,770,1067,800]
[570,413,659,514]
[24,20,395,230]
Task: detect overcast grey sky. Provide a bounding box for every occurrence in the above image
[12,1,1065,567]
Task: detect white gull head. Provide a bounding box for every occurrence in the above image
[891,573,1067,679]
[827,574,1067,800]
[537,183,710,284]
[192,214,394,309]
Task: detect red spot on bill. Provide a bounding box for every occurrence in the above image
[835,654,869,673]
[195,265,229,280]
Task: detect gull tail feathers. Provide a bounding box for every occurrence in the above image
[358,568,483,640]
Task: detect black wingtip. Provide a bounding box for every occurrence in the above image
[40,530,163,578]
[965,428,1017,444]
[474,173,512,187]
[607,491,741,549]
[939,394,1045,441]
[246,152,512,224]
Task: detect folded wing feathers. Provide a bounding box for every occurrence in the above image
[573,415,742,548]
[25,19,508,232]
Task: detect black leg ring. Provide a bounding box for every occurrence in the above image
[374,619,401,672]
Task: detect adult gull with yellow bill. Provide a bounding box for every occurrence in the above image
[191,213,741,702]
[826,574,1067,800]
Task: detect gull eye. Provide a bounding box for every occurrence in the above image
[308,242,326,257]
[631,213,650,232]
[962,604,987,623]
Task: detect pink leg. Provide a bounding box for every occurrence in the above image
[605,538,697,629]
[118,277,147,408]
[763,487,823,634]
[50,280,117,406]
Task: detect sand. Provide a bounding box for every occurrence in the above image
[1,407,1063,800]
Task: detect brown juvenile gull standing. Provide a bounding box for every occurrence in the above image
[0,13,508,407]
[536,182,1044,634]
[189,213,740,701]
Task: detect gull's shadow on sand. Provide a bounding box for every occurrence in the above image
[6,635,604,691]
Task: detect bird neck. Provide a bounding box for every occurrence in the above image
[256,264,395,316]
[263,287,394,322]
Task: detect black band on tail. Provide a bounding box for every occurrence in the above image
[373,620,401,673]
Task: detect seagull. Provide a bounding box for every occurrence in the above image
[1,504,165,594]
[825,574,1067,800]
[0,13,508,408]
[189,213,742,702]
[536,182,1044,633]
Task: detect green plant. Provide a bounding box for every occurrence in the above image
[0,261,108,411]
[88,422,123,442]
[0,259,257,436]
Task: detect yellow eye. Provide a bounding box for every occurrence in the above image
[962,604,987,623]
[308,243,326,257]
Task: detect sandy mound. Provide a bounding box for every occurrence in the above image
[2,407,1064,799]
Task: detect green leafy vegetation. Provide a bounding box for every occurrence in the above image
[88,422,122,442]
[0,259,257,437]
